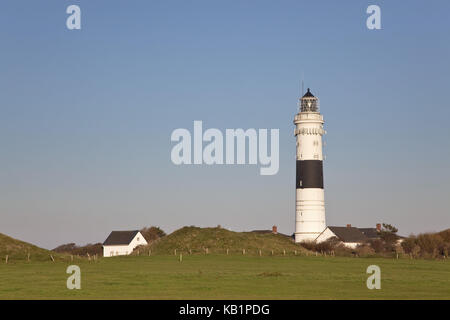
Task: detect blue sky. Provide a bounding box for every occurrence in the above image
[1,1,449,248]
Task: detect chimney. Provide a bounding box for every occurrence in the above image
[346,224,352,228]
[272,226,278,234]
[376,223,382,232]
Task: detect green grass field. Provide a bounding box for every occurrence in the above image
[1,254,449,299]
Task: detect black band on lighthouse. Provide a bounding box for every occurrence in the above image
[296,160,323,189]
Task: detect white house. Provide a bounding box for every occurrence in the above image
[103,230,148,257]
[315,225,381,249]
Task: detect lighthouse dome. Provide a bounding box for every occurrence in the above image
[302,88,315,98]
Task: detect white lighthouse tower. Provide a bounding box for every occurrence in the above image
[294,88,326,242]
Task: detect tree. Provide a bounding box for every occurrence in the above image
[379,223,399,243]
[381,223,398,234]
[372,223,399,254]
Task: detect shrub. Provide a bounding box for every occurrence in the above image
[299,239,334,253]
[355,244,375,257]
[368,239,384,253]
[333,243,355,257]
[140,226,166,243]
[52,242,102,256]
[401,236,416,254]
[299,238,353,257]
[400,230,450,259]
[438,229,450,242]
[52,243,77,253]
[412,233,445,258]
[412,245,421,258]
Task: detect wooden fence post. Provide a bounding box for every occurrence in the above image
[294,250,297,256]
[27,253,30,262]
[271,250,274,256]
[242,249,245,255]
[226,248,229,255]
[5,255,8,264]
[259,249,262,256]
[179,254,182,262]
[283,249,286,256]
[50,255,55,262]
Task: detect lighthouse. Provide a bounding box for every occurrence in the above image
[294,88,326,242]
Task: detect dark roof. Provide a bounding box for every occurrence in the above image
[302,88,315,98]
[328,226,368,243]
[358,228,380,239]
[103,230,139,245]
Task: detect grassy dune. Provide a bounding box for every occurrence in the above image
[0,233,68,263]
[1,255,449,299]
[141,226,308,255]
